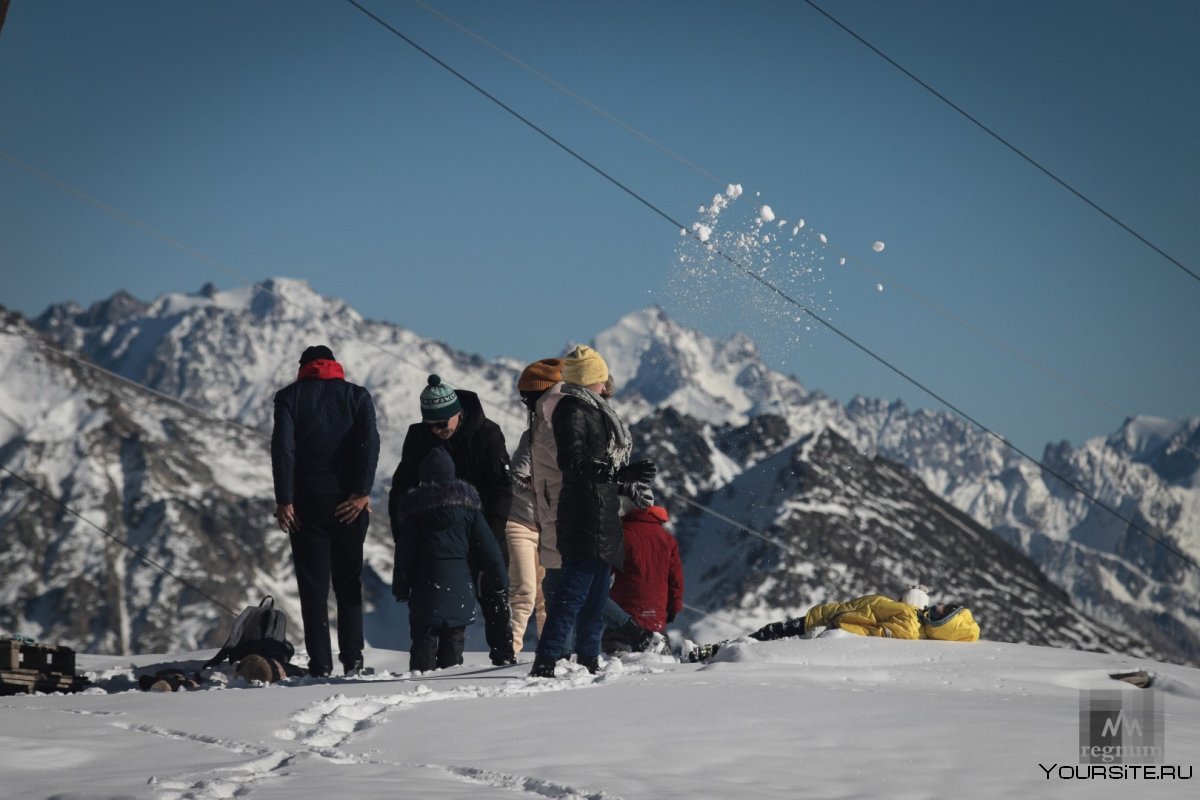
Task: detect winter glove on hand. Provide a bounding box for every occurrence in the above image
[621,480,653,509]
[615,459,656,485]
[666,609,677,624]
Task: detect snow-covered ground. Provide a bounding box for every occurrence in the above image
[3,634,1197,799]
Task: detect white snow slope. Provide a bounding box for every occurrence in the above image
[3,637,1197,800]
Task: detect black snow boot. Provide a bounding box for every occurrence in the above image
[577,655,600,674]
[529,656,558,678]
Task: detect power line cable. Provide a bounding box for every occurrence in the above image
[783,234,1200,462]
[4,323,803,634]
[803,0,1199,287]
[7,8,1184,462]
[3,8,1190,585]
[404,0,1198,462]
[342,0,1197,575]
[6,323,1178,642]
[0,463,239,617]
[2,329,266,440]
[665,490,808,563]
[408,0,722,184]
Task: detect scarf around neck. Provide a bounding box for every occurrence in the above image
[297,359,345,381]
[559,383,632,469]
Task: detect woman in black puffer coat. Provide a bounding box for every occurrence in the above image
[531,346,655,678]
[392,448,509,672]
[553,387,627,569]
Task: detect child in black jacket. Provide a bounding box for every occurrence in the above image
[392,447,510,671]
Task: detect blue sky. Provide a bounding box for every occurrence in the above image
[2,0,1197,456]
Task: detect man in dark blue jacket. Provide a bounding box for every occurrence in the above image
[272,345,379,677]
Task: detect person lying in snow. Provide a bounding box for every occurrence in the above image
[689,587,980,661]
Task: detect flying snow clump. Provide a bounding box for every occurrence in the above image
[872,241,886,252]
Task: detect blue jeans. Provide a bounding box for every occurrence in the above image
[602,598,635,631]
[536,558,611,661]
[540,567,573,651]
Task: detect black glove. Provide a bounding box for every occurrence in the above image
[615,459,656,484]
[666,609,677,624]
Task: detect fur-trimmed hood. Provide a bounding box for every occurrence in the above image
[399,479,482,520]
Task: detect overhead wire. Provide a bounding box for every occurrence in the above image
[1,5,1191,620]
[398,1,1198,461]
[0,328,260,617]
[5,6,1186,459]
[0,462,239,618]
[409,0,722,184]
[3,329,265,440]
[342,0,1199,574]
[0,324,776,634]
[802,0,1199,287]
[665,491,807,563]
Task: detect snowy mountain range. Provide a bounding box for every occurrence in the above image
[2,278,1196,663]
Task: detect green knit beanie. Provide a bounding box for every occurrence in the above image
[420,374,462,421]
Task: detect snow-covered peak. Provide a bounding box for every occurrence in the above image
[146,277,357,324]
[595,307,809,427]
[1106,415,1193,458]
[591,306,673,388]
[1103,415,1200,489]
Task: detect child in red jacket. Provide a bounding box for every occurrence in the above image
[602,505,684,654]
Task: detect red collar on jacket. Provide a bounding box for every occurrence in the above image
[297,359,345,381]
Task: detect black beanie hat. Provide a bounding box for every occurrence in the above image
[418,447,456,485]
[299,345,335,365]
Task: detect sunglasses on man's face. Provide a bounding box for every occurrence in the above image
[426,418,452,430]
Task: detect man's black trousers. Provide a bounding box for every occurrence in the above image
[289,493,368,676]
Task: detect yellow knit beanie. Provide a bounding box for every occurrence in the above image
[561,345,609,387]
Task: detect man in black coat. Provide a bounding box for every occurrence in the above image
[271,345,379,677]
[388,374,515,664]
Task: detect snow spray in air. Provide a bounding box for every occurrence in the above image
[667,184,838,358]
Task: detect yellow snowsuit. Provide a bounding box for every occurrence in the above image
[804,595,980,642]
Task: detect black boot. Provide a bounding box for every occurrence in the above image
[577,655,600,674]
[529,656,558,678]
[490,646,517,666]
